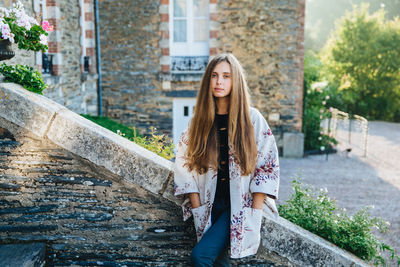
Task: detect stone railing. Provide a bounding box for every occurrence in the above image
[0,82,369,266]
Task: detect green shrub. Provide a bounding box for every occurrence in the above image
[0,63,47,94]
[121,126,175,160]
[81,114,174,160]
[279,179,400,266]
[303,52,338,152]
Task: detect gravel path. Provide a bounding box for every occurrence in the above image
[277,120,400,263]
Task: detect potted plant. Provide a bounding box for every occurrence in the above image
[0,1,53,60]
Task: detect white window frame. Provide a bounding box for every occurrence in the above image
[169,0,209,56]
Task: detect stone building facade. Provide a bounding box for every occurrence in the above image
[1,0,305,156]
[99,0,305,156]
[0,0,98,115]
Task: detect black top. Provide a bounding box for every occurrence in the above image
[214,113,230,206]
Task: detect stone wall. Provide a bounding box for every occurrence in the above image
[98,0,305,155]
[1,0,305,154]
[0,0,98,115]
[98,0,171,135]
[215,0,305,140]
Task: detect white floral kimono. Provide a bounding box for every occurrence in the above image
[174,107,280,259]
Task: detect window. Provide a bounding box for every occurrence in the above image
[84,56,90,72]
[42,53,53,75]
[170,0,209,73]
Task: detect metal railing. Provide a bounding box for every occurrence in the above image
[320,108,369,157]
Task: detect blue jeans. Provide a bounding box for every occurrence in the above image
[190,198,231,267]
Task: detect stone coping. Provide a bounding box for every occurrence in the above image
[0,83,173,196]
[0,83,369,266]
[262,215,369,267]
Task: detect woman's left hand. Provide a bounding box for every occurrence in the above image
[252,192,267,209]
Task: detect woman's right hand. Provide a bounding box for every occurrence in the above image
[189,192,201,209]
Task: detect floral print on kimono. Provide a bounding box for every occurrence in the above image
[173,107,280,259]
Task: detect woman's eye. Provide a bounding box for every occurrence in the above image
[211,74,217,78]
[224,75,231,78]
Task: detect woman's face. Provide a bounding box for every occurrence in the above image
[210,61,232,98]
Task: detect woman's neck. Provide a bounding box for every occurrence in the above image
[215,96,230,115]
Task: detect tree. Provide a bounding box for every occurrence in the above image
[320,4,400,121]
[305,0,400,52]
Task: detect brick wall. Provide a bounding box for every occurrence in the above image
[159,0,170,73]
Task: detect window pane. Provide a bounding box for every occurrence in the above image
[174,19,187,42]
[193,0,207,17]
[193,19,207,42]
[174,0,186,17]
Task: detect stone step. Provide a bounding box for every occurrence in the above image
[0,140,20,148]
[34,175,112,187]
[0,124,286,267]
[0,243,46,267]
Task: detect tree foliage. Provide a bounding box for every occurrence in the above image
[320,4,400,121]
[305,0,400,51]
[303,52,337,151]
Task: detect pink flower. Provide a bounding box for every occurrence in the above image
[0,23,15,43]
[15,9,33,30]
[329,107,334,113]
[42,21,49,29]
[42,20,53,32]
[1,24,11,35]
[17,18,30,29]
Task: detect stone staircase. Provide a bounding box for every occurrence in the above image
[0,243,45,267]
[0,83,369,267]
[0,122,280,266]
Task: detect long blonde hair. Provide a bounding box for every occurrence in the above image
[185,53,258,175]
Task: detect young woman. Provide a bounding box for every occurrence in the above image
[174,53,280,266]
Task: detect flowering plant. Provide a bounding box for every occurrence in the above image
[303,51,339,153]
[0,1,53,51]
[279,179,400,266]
